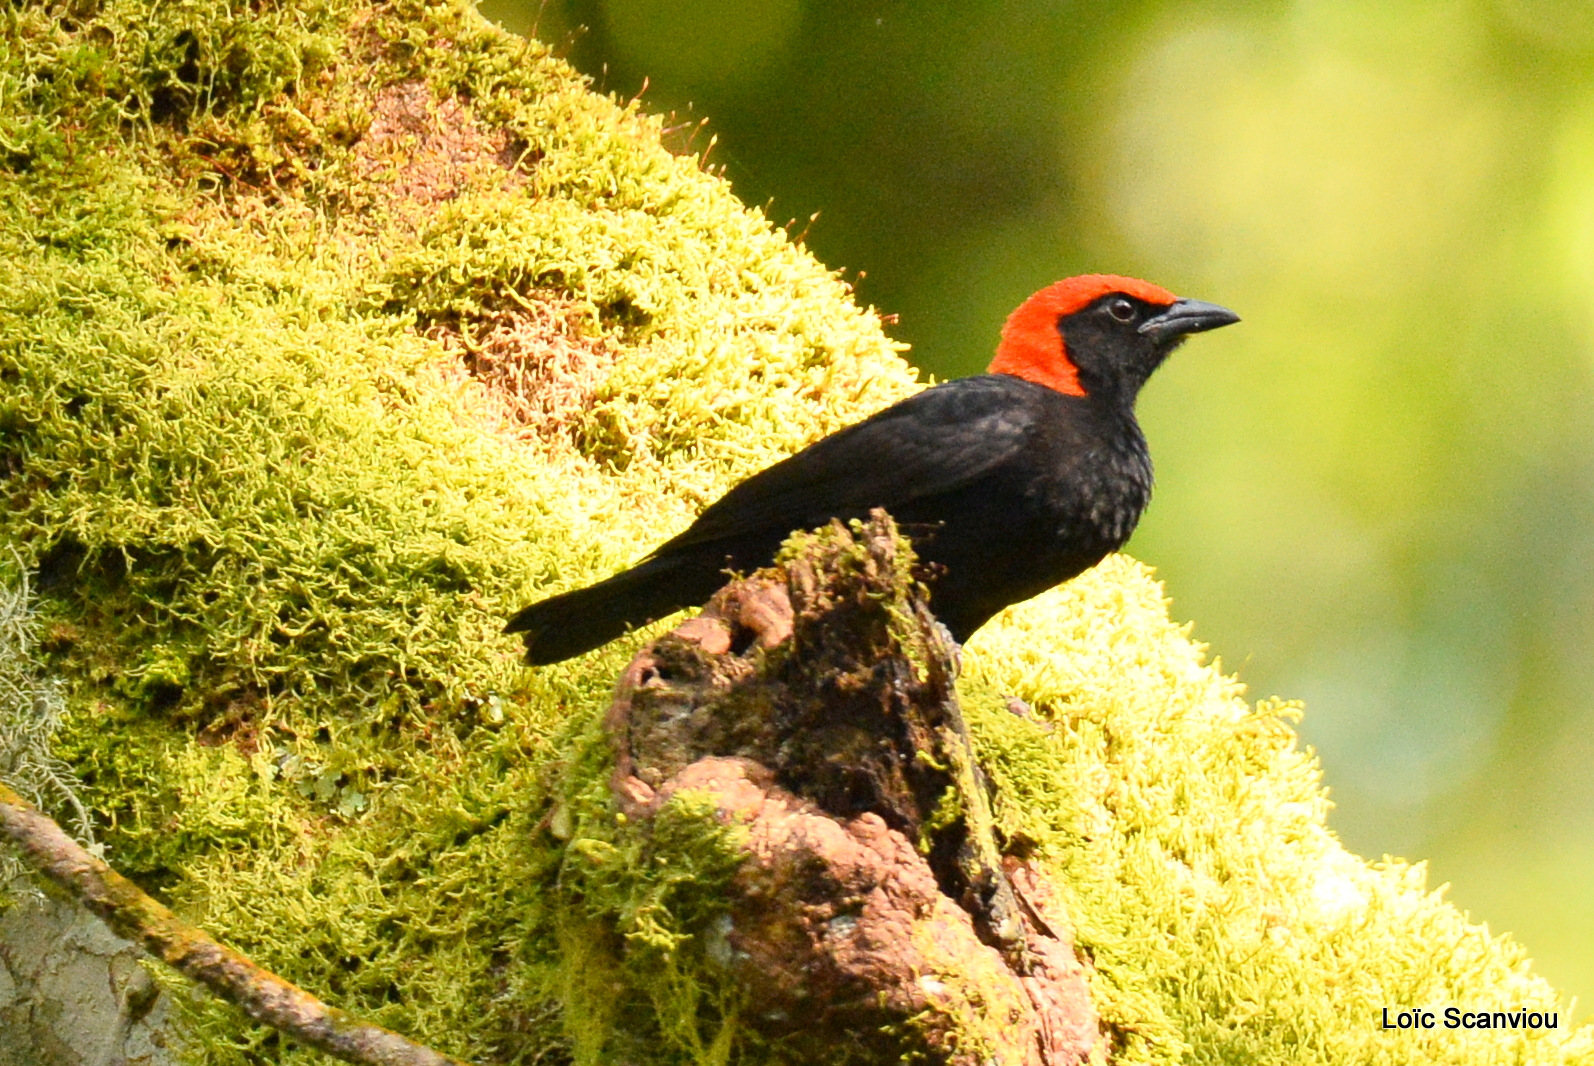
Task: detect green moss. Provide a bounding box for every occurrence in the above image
[0,0,1589,1062]
[553,784,749,1065]
[961,556,1592,1064]
[1,0,910,1058]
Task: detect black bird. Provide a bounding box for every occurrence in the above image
[506,274,1238,664]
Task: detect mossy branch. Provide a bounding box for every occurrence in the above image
[0,781,468,1066]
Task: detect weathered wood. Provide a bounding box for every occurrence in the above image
[600,511,1102,1065]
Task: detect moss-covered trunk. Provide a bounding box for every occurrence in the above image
[561,512,1102,1064]
[0,0,1589,1063]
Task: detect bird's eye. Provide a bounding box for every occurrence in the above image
[1107,297,1136,323]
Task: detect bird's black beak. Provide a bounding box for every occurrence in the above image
[1138,298,1240,342]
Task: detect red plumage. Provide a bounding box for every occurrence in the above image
[990,275,1178,396]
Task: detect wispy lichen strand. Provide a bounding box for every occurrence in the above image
[0,564,94,861]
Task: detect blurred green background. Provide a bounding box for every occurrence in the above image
[480,0,1594,1011]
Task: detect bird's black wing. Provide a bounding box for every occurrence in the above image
[657,374,1048,553]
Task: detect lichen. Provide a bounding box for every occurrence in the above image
[0,0,1589,1063]
[0,563,94,897]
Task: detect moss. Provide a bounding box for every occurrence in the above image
[1,0,910,1058]
[553,780,750,1066]
[960,556,1592,1064]
[0,0,1589,1063]
[536,698,751,1064]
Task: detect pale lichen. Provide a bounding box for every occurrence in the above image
[0,564,95,897]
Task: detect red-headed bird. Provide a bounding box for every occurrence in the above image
[507,275,1237,664]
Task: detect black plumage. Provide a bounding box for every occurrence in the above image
[506,277,1238,664]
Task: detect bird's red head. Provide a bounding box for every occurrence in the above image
[989,274,1178,396]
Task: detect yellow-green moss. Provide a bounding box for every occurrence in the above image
[1,0,911,1059]
[0,0,1589,1063]
[962,556,1592,1064]
[554,780,750,1066]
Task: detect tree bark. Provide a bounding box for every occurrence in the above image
[580,512,1102,1064]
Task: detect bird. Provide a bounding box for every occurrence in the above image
[506,274,1238,664]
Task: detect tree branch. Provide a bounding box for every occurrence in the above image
[0,782,469,1066]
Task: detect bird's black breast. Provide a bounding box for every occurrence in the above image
[1027,397,1153,551]
[862,382,1154,640]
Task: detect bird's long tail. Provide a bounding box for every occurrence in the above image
[503,553,727,665]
